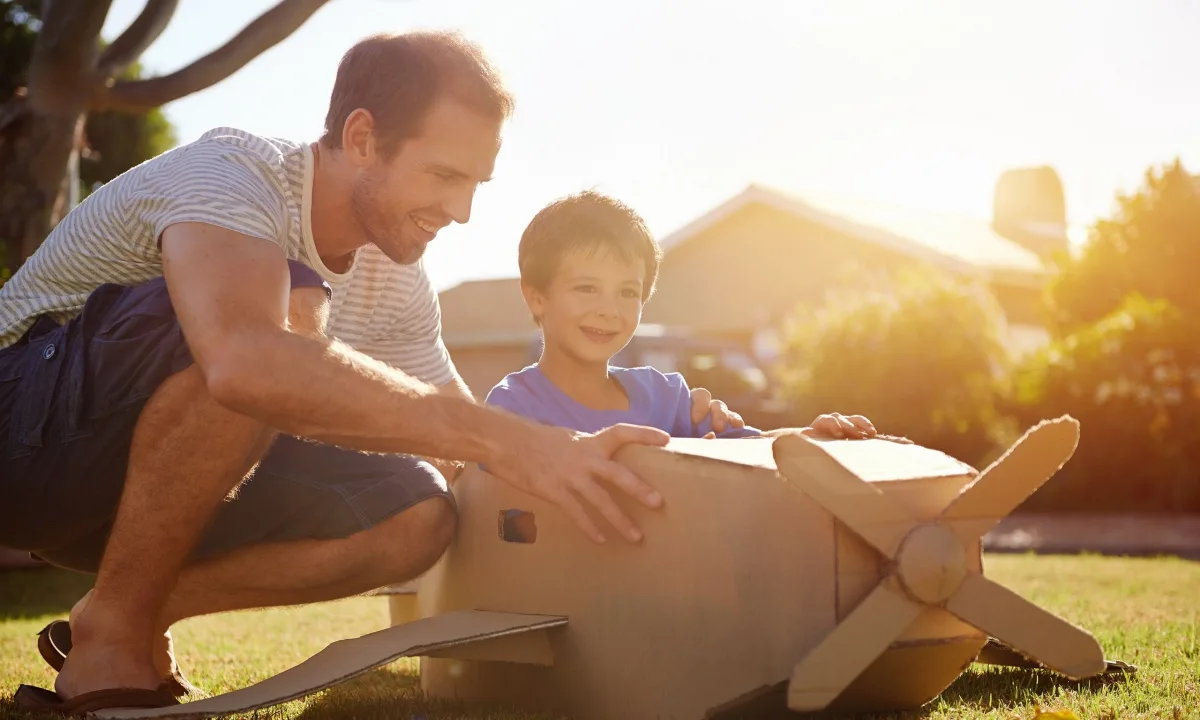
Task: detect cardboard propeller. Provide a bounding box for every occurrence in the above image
[775,416,1107,712]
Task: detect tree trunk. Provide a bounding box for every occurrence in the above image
[0,0,108,274]
[0,98,83,274]
[0,0,330,274]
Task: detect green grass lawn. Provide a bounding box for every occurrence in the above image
[1,554,1196,719]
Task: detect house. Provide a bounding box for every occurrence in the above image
[438,167,1067,399]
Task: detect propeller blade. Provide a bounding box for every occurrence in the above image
[939,416,1079,542]
[944,572,1106,680]
[787,581,923,712]
[773,433,916,558]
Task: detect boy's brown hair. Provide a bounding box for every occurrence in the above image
[518,190,662,310]
[321,30,514,158]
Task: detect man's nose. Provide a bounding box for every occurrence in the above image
[445,186,475,225]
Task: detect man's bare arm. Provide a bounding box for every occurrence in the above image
[161,223,669,543]
[426,369,476,480]
[162,224,523,462]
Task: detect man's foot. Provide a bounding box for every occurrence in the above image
[53,594,170,700]
[54,638,163,700]
[61,591,196,696]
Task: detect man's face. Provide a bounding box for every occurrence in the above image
[526,246,647,366]
[350,97,501,265]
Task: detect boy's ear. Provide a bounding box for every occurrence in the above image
[520,281,545,325]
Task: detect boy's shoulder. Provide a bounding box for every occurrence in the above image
[611,365,689,395]
[484,365,541,407]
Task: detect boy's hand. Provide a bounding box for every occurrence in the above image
[492,423,669,545]
[688,387,744,433]
[805,413,877,439]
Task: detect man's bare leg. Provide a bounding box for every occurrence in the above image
[64,496,454,687]
[55,365,270,698]
[55,288,328,699]
[160,496,455,627]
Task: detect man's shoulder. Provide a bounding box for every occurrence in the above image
[180,126,307,173]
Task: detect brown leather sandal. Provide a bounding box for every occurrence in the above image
[13,684,179,716]
[36,620,200,698]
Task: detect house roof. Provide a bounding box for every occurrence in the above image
[658,183,1051,282]
[439,183,1058,344]
[437,277,536,347]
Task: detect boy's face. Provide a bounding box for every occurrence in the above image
[525,245,646,365]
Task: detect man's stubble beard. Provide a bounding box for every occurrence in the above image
[349,172,425,266]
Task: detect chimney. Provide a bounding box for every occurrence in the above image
[992,166,1069,262]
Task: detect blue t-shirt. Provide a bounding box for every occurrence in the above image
[485,365,762,439]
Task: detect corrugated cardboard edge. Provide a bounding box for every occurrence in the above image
[91,611,567,720]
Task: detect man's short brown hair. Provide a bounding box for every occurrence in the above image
[519,191,662,303]
[321,31,514,157]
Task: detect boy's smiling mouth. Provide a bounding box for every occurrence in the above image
[580,326,619,343]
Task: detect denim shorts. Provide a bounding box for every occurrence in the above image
[0,262,454,573]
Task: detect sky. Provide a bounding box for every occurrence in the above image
[102,0,1200,292]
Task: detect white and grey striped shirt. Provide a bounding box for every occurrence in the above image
[0,127,454,386]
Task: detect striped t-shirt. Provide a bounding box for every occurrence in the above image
[0,127,454,386]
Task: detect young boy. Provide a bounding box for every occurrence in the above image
[485,190,878,442]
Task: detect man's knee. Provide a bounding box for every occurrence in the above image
[370,496,457,581]
[403,496,457,566]
[287,286,330,338]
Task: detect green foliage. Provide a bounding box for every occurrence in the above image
[1006,160,1200,513]
[79,61,178,196]
[1007,295,1200,514]
[779,266,1014,466]
[0,1,40,99]
[1047,160,1200,333]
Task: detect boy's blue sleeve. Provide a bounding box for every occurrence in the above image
[664,372,762,438]
[484,384,529,418]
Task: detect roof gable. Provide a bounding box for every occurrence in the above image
[659,184,1050,279]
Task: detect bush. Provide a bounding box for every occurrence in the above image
[1005,293,1200,513]
[778,267,1014,467]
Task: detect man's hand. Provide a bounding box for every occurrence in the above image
[803,412,877,439]
[689,386,744,437]
[488,422,669,545]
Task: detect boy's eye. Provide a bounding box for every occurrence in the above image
[621,289,640,299]
[574,284,596,293]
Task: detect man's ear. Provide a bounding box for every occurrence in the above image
[520,281,546,325]
[341,108,378,167]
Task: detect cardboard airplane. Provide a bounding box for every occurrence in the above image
[98,415,1120,720]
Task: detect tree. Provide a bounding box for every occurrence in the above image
[0,0,332,274]
[1044,159,1200,333]
[2,4,175,209]
[778,267,1014,467]
[1005,161,1200,513]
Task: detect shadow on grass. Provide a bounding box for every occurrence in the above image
[0,567,92,621]
[931,665,1136,712]
[0,663,1137,720]
[697,664,1136,720]
[272,662,1137,720]
[289,667,568,720]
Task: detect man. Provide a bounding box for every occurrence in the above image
[0,31,742,713]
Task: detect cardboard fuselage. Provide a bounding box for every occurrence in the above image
[415,436,988,718]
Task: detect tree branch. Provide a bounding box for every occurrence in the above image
[93,0,332,112]
[97,0,180,77]
[28,0,113,115]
